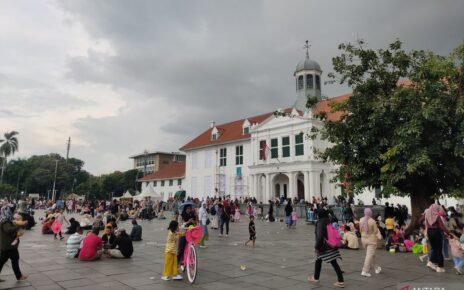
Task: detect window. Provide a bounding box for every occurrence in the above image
[154,181,157,187]
[298,75,304,89]
[161,180,165,187]
[177,179,182,186]
[282,136,290,157]
[271,138,278,159]
[169,180,173,186]
[316,75,321,90]
[259,140,266,160]
[243,127,249,135]
[220,148,227,166]
[295,133,304,156]
[306,74,313,89]
[212,133,217,141]
[235,145,243,165]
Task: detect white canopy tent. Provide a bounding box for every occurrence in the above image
[122,191,133,198]
[135,184,162,201]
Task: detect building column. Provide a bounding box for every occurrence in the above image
[264,173,270,203]
[309,170,321,199]
[303,171,310,202]
[287,172,295,199]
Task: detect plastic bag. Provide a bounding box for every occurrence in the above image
[411,244,423,254]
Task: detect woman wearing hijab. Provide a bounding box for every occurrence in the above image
[360,208,382,277]
[198,202,209,248]
[308,208,344,288]
[425,203,450,272]
[0,206,28,281]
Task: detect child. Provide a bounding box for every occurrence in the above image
[161,221,183,281]
[449,230,464,274]
[245,215,256,248]
[234,206,241,222]
[11,213,27,246]
[291,211,299,228]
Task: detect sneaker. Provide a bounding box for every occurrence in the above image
[333,282,345,288]
[361,271,371,277]
[161,276,171,281]
[225,234,229,237]
[436,267,445,273]
[180,265,185,272]
[419,255,425,262]
[375,266,382,274]
[218,234,223,237]
[307,276,319,283]
[426,261,437,270]
[455,267,463,275]
[172,275,183,280]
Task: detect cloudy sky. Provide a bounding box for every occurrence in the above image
[1,0,463,175]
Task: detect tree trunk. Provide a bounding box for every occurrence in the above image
[407,192,435,233]
[0,157,5,185]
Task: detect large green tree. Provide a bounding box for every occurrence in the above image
[314,40,464,229]
[0,131,19,184]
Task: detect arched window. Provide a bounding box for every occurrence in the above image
[316,75,321,90]
[298,75,304,90]
[306,74,313,89]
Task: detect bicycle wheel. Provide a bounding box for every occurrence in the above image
[186,244,197,283]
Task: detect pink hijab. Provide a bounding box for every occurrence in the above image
[361,208,372,233]
[425,204,444,227]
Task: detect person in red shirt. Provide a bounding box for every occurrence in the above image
[79,228,103,261]
[42,216,54,235]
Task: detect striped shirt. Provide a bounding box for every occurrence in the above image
[66,233,83,258]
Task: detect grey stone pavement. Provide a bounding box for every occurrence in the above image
[0,211,462,290]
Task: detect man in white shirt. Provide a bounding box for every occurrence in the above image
[66,227,84,258]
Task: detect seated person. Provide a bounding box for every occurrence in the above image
[108,228,133,258]
[79,227,103,261]
[42,215,55,234]
[119,210,129,221]
[128,208,138,219]
[342,225,360,250]
[386,226,405,251]
[92,215,104,231]
[66,227,84,258]
[65,218,80,234]
[79,214,93,230]
[102,224,116,252]
[130,219,142,241]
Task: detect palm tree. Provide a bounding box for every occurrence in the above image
[0,131,19,184]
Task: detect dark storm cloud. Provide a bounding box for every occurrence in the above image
[20,0,462,173]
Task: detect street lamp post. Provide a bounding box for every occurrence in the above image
[52,160,58,201]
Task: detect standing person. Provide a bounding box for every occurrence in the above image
[53,209,69,240]
[220,200,231,237]
[0,205,28,281]
[245,215,256,248]
[267,201,275,222]
[198,202,209,248]
[285,199,293,228]
[425,203,450,272]
[308,208,344,288]
[210,201,218,230]
[234,203,241,222]
[161,221,183,281]
[360,208,382,277]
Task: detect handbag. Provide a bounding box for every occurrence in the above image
[206,218,211,225]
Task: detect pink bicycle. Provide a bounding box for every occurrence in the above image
[183,225,203,283]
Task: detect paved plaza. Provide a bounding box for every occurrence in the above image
[0,211,462,290]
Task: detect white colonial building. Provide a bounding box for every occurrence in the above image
[138,162,185,201]
[179,49,349,203]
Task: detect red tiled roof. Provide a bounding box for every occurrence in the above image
[180,109,293,151]
[314,93,351,121]
[138,162,185,181]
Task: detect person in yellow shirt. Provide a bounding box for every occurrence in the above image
[342,225,360,250]
[385,216,395,235]
[161,221,183,281]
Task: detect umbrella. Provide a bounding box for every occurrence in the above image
[179,201,196,213]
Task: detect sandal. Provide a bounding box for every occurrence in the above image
[307,276,319,283]
[334,282,345,288]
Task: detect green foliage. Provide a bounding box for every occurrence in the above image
[306,95,319,109]
[0,183,16,196]
[314,39,464,202]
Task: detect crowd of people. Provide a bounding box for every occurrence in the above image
[1,194,463,286]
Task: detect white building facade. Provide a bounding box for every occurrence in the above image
[180,50,345,203]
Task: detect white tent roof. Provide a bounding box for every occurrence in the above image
[135,184,162,201]
[122,190,133,198]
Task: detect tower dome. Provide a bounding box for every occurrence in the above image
[293,41,322,111]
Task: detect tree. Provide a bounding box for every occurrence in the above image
[0,131,19,184]
[0,183,16,197]
[314,40,464,229]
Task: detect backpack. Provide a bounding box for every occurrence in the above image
[325,223,342,249]
[210,206,216,216]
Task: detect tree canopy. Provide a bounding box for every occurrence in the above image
[314,39,464,226]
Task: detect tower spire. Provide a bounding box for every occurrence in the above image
[304,40,311,59]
